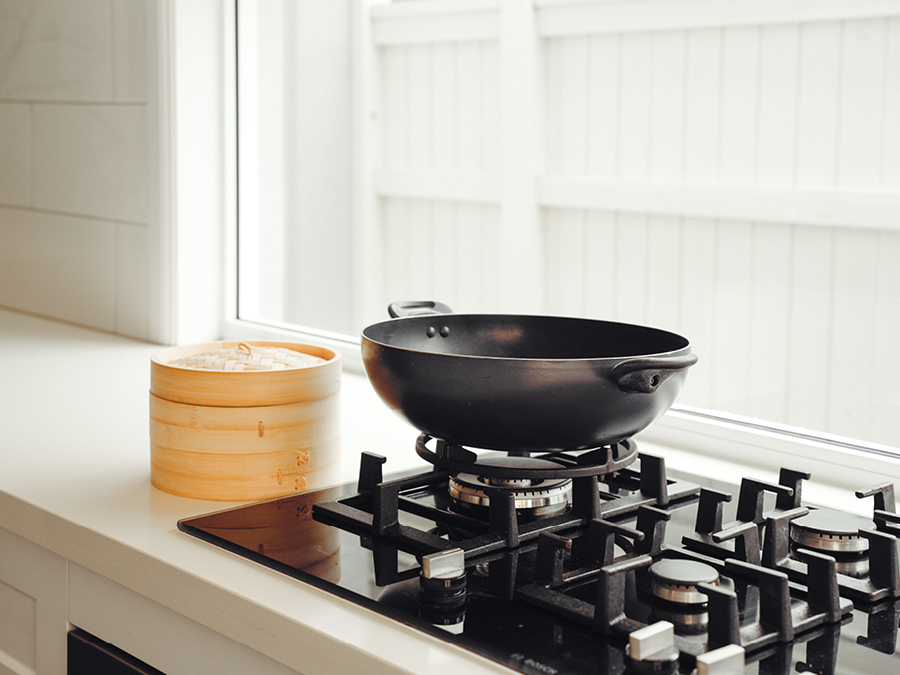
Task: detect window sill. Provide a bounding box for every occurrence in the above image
[640,408,900,515]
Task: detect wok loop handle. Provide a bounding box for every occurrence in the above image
[388,301,453,318]
[611,353,698,394]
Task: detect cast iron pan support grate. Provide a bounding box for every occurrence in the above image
[516,506,853,665]
[761,506,900,604]
[683,475,797,562]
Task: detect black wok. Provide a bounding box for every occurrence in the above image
[361,302,697,452]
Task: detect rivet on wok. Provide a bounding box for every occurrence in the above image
[440,326,451,338]
[426,326,436,338]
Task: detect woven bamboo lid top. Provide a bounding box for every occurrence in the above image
[168,343,325,372]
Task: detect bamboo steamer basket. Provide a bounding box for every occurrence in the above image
[150,341,341,501]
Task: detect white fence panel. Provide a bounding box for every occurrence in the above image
[873,231,900,442]
[361,0,900,446]
[747,223,792,423]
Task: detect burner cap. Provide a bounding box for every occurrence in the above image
[790,509,875,553]
[476,456,565,487]
[448,457,572,516]
[649,559,719,605]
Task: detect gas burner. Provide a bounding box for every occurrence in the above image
[448,457,572,517]
[790,508,875,553]
[648,559,719,605]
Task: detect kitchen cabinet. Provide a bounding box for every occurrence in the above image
[67,564,301,675]
[0,527,301,675]
[0,527,67,675]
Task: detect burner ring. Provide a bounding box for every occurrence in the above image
[449,473,572,511]
[649,559,719,605]
[790,509,875,553]
[448,456,572,516]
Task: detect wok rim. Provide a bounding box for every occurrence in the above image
[361,312,693,362]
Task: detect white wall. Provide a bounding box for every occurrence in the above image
[0,0,229,346]
[0,0,152,340]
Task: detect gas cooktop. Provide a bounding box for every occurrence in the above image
[178,436,900,675]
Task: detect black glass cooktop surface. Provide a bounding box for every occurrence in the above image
[178,454,900,675]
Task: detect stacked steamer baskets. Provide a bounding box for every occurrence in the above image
[149,341,341,501]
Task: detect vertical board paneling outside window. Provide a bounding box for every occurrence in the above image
[236,0,900,451]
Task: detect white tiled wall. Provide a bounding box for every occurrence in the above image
[0,0,151,340]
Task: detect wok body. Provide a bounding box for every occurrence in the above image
[362,312,696,452]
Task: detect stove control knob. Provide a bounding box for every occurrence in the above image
[422,548,465,579]
[419,548,467,633]
[626,621,678,674]
[695,644,745,675]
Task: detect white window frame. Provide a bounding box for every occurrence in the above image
[155,0,900,504]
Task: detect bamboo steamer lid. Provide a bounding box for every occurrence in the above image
[150,341,341,501]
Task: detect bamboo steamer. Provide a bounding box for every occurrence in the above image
[150,341,341,501]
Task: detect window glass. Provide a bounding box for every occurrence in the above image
[237,0,900,449]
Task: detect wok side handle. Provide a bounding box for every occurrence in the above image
[611,354,698,394]
[388,301,453,318]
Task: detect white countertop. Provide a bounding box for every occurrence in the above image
[0,309,513,675]
[3,309,897,675]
